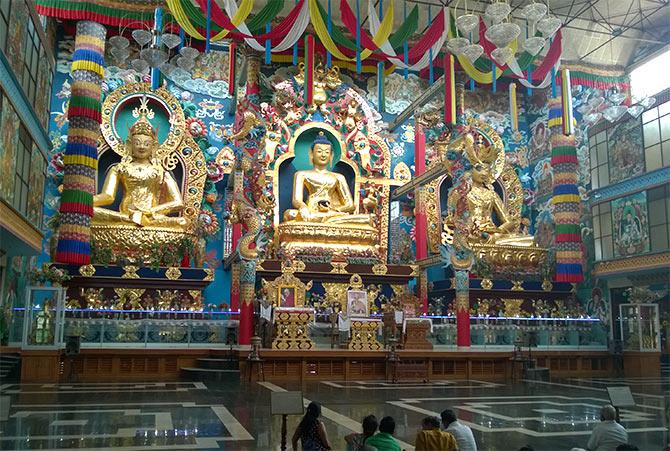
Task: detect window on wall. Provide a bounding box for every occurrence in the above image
[589,130,609,190]
[21,17,40,106]
[648,185,670,252]
[13,125,32,216]
[592,202,613,261]
[642,100,670,172]
[0,0,9,55]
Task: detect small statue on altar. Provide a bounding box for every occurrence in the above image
[32,300,54,345]
[283,132,374,225]
[92,97,186,230]
[460,133,535,247]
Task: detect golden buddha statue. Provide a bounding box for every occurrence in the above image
[277,129,380,260]
[283,132,373,226]
[92,97,186,230]
[462,133,535,247]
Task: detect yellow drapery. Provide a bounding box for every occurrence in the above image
[307,0,394,62]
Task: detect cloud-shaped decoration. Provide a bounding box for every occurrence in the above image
[166,68,232,100]
[366,73,441,115]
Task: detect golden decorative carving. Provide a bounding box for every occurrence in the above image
[511,280,524,291]
[281,260,307,274]
[79,264,96,277]
[272,309,315,350]
[371,264,388,275]
[203,268,214,281]
[113,288,145,309]
[542,279,553,291]
[92,226,198,265]
[294,61,341,112]
[390,284,406,297]
[410,265,419,277]
[471,243,546,269]
[122,265,139,279]
[165,267,182,280]
[261,272,313,308]
[426,178,442,254]
[393,162,412,183]
[348,320,382,350]
[503,298,523,317]
[593,251,670,276]
[322,282,348,310]
[480,278,493,290]
[349,274,364,289]
[330,262,348,274]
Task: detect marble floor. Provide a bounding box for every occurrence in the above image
[0,374,667,450]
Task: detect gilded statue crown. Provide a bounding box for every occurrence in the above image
[129,95,157,139]
[473,134,496,164]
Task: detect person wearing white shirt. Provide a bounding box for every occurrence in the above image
[441,408,477,451]
[587,404,628,451]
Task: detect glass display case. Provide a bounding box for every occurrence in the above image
[21,286,66,348]
[619,303,661,351]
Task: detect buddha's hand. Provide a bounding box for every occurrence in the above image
[317,200,331,212]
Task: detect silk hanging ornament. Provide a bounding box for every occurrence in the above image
[228,42,236,96]
[444,53,456,125]
[561,69,574,136]
[304,34,314,105]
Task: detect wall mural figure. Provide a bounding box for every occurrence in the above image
[612,191,649,257]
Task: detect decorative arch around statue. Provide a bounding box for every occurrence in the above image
[271,121,362,227]
[93,83,207,263]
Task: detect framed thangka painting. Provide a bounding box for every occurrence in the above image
[607,116,644,184]
[611,192,649,257]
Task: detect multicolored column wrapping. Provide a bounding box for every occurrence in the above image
[56,21,106,265]
[548,98,584,283]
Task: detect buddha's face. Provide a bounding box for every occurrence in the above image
[311,143,332,167]
[472,163,492,184]
[129,132,155,161]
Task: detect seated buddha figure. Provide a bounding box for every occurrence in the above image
[462,133,535,247]
[283,132,373,226]
[92,104,187,230]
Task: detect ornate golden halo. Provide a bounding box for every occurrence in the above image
[100,82,186,163]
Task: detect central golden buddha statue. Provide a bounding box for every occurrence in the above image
[283,132,373,226]
[92,100,186,230]
[277,131,379,260]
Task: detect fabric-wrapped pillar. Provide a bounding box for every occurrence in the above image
[56,21,106,265]
[414,123,428,314]
[548,98,584,283]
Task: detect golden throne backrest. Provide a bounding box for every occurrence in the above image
[270,122,363,227]
[99,83,207,227]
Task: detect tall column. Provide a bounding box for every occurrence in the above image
[229,171,243,313]
[236,52,262,346]
[548,97,583,283]
[414,123,428,314]
[56,21,106,265]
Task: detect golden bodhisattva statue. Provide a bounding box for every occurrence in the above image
[283,132,373,226]
[464,133,534,247]
[92,98,186,230]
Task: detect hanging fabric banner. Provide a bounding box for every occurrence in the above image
[228,42,236,96]
[561,69,574,136]
[166,0,253,42]
[305,34,314,105]
[444,54,455,125]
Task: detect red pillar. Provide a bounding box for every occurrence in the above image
[238,282,254,345]
[454,268,471,347]
[414,124,428,314]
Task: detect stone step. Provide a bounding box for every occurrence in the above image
[180,367,240,382]
[196,358,239,370]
